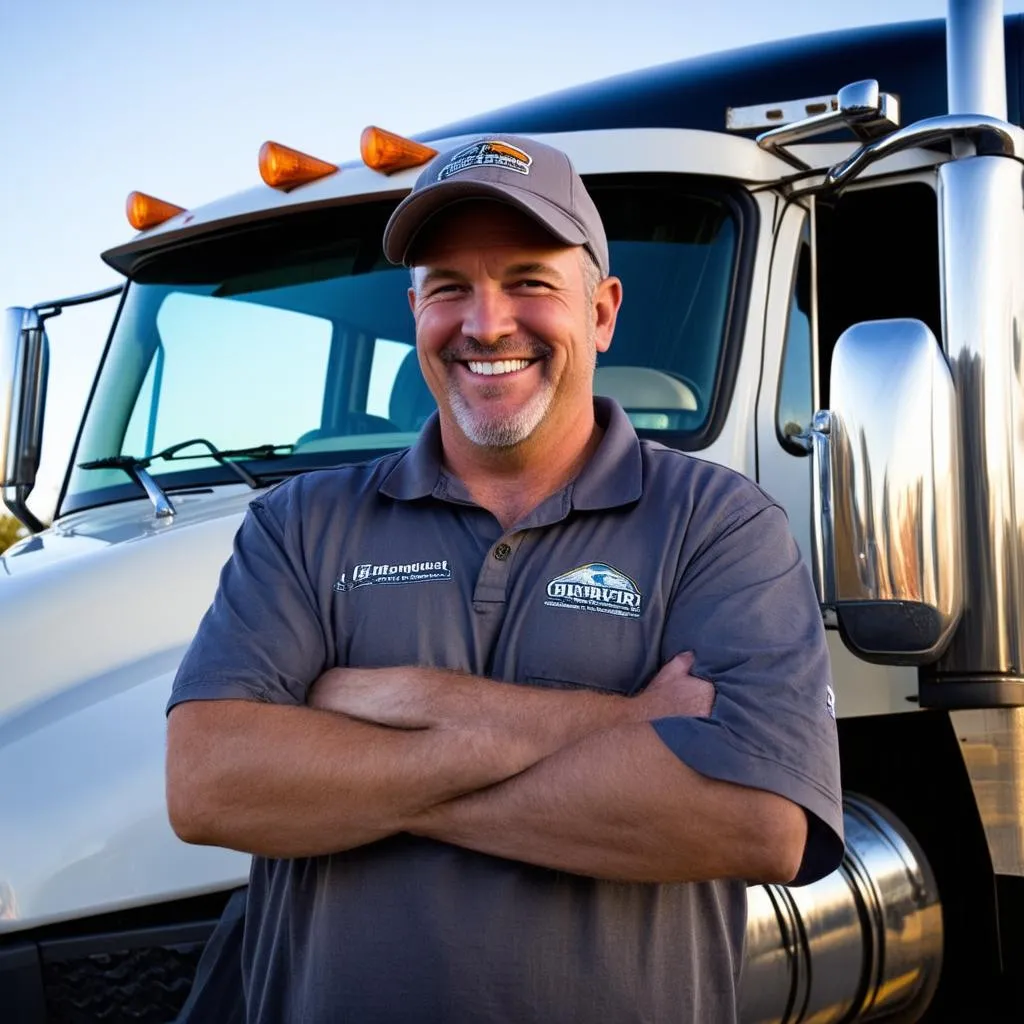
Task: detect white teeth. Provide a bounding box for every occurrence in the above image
[466,359,531,376]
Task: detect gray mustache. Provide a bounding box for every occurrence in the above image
[441,339,552,363]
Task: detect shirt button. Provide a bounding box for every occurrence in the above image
[494,542,511,561]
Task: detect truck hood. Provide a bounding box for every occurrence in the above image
[0,484,258,720]
[0,486,263,931]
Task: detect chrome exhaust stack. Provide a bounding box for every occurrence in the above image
[947,0,1007,119]
[740,797,942,1023]
[924,0,1024,708]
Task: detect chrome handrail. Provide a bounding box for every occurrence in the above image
[823,113,1024,190]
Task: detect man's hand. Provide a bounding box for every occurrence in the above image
[630,652,715,721]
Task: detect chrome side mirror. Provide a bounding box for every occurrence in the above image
[2,307,49,532]
[810,319,963,664]
[835,79,887,121]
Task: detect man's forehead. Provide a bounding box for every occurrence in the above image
[409,200,580,266]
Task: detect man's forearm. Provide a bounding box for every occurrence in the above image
[409,722,807,885]
[166,699,549,858]
[309,665,639,740]
[166,655,716,861]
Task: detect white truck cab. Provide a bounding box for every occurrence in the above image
[3,4,1024,1020]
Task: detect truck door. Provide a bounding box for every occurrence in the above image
[755,180,942,718]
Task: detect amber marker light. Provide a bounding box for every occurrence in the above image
[126,191,186,231]
[259,141,338,191]
[361,126,437,175]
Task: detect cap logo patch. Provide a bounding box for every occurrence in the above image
[437,141,532,180]
[544,563,642,619]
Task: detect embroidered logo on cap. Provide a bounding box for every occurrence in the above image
[437,141,532,180]
[544,563,642,619]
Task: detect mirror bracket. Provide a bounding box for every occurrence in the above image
[756,79,901,169]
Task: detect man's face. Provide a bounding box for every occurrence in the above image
[408,201,617,451]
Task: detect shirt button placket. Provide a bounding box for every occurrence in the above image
[472,536,521,608]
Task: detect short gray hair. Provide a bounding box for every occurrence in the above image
[580,249,602,303]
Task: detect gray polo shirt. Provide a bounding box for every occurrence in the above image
[170,398,843,1024]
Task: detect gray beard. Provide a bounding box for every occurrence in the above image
[446,376,554,448]
[442,324,597,449]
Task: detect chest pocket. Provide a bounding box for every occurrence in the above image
[506,562,662,695]
[333,559,479,671]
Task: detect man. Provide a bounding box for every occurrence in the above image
[166,135,843,1023]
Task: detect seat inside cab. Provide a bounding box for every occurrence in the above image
[294,349,701,452]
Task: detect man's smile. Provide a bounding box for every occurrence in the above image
[462,358,539,377]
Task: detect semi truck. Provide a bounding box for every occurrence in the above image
[3,2,1024,1020]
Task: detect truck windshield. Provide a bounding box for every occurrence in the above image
[63,179,749,515]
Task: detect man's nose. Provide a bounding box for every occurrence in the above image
[462,285,516,345]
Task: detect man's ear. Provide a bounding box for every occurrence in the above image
[407,286,417,315]
[593,276,623,354]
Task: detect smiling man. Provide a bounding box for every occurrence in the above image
[402,195,618,529]
[166,135,844,1024]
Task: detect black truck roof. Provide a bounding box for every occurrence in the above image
[420,16,1024,141]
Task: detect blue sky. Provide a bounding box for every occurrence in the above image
[2,0,1019,516]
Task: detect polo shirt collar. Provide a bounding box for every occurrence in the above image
[570,398,643,511]
[379,413,445,501]
[378,397,642,511]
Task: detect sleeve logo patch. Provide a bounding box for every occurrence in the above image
[826,685,836,719]
[544,563,642,618]
[334,558,451,592]
[437,141,532,180]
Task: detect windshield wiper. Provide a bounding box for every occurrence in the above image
[79,438,293,518]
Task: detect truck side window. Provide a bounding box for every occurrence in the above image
[815,183,940,407]
[777,239,813,454]
[366,338,413,419]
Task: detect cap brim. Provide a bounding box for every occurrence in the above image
[383,178,589,266]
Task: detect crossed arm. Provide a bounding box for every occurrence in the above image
[166,657,806,884]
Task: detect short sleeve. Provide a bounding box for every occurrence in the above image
[167,486,329,713]
[652,501,844,886]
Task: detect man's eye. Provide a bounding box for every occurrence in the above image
[514,279,550,290]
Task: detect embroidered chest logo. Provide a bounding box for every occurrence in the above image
[334,558,452,592]
[544,563,642,619]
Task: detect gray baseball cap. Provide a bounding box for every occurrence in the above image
[382,135,609,276]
